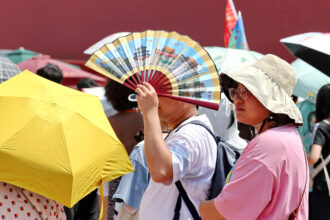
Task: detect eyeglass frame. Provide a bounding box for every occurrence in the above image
[228,87,249,101]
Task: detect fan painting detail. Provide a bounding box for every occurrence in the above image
[86,30,220,110]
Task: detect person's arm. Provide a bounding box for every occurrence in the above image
[199,199,226,220]
[136,82,173,182]
[307,144,322,166]
[308,123,326,166]
[101,196,108,220]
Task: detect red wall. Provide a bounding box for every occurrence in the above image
[1,0,330,63]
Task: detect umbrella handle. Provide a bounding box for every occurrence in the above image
[98,182,104,220]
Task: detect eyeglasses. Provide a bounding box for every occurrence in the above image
[228,87,248,100]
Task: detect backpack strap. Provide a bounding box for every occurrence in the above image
[174,181,201,220]
[172,119,215,220]
[173,190,182,220]
[185,120,218,142]
[174,120,219,146]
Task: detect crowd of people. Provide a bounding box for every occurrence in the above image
[0,52,329,220]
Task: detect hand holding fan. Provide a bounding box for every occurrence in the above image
[85,30,220,110]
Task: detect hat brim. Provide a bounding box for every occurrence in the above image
[222,66,303,125]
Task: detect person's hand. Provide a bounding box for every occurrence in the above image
[136,82,158,117]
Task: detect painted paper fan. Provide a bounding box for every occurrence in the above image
[85,30,220,110]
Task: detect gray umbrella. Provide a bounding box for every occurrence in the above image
[0,56,21,83]
[0,49,12,57]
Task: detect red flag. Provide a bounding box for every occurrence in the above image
[224,0,238,47]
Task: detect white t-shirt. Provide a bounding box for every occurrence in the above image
[138,115,217,220]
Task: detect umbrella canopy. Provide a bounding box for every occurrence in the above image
[297,100,316,153]
[0,70,133,207]
[0,49,12,57]
[0,57,21,83]
[84,32,131,55]
[82,86,117,117]
[204,46,263,73]
[292,59,330,103]
[280,32,330,76]
[18,55,106,88]
[6,47,39,64]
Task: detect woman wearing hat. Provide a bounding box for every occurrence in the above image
[199,54,308,219]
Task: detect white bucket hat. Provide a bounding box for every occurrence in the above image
[221,54,303,125]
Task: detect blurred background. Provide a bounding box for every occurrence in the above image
[1,0,330,62]
[1,0,330,149]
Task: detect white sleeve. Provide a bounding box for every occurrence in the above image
[166,127,200,183]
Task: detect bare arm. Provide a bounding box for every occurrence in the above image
[199,199,226,220]
[136,82,173,182]
[307,144,322,166]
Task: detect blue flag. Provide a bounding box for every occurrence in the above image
[228,11,249,50]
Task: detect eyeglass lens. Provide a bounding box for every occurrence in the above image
[228,88,247,100]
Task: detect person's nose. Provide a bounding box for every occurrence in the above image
[234,94,244,105]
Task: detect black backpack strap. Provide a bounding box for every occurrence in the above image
[174,181,201,220]
[173,190,182,220]
[172,120,216,220]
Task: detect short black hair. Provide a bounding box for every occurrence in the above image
[316,83,330,122]
[77,78,99,91]
[104,80,137,111]
[36,63,63,84]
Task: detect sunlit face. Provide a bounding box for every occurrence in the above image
[157,96,196,128]
[158,96,183,122]
[232,83,271,126]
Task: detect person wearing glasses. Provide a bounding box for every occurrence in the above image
[199,54,308,219]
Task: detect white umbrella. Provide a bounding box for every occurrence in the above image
[205,46,263,73]
[84,32,131,55]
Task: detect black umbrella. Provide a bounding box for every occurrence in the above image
[280,32,330,76]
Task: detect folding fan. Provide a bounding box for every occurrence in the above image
[85,30,221,110]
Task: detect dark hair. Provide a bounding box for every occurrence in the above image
[77,78,99,91]
[315,83,330,122]
[228,110,235,129]
[269,113,295,127]
[104,80,137,111]
[291,95,298,103]
[36,63,63,84]
[220,73,238,102]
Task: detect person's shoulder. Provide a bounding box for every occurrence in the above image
[318,120,330,130]
[248,126,298,153]
[259,125,298,140]
[175,115,213,135]
[130,141,145,160]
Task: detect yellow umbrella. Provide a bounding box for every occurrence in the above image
[0,70,133,208]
